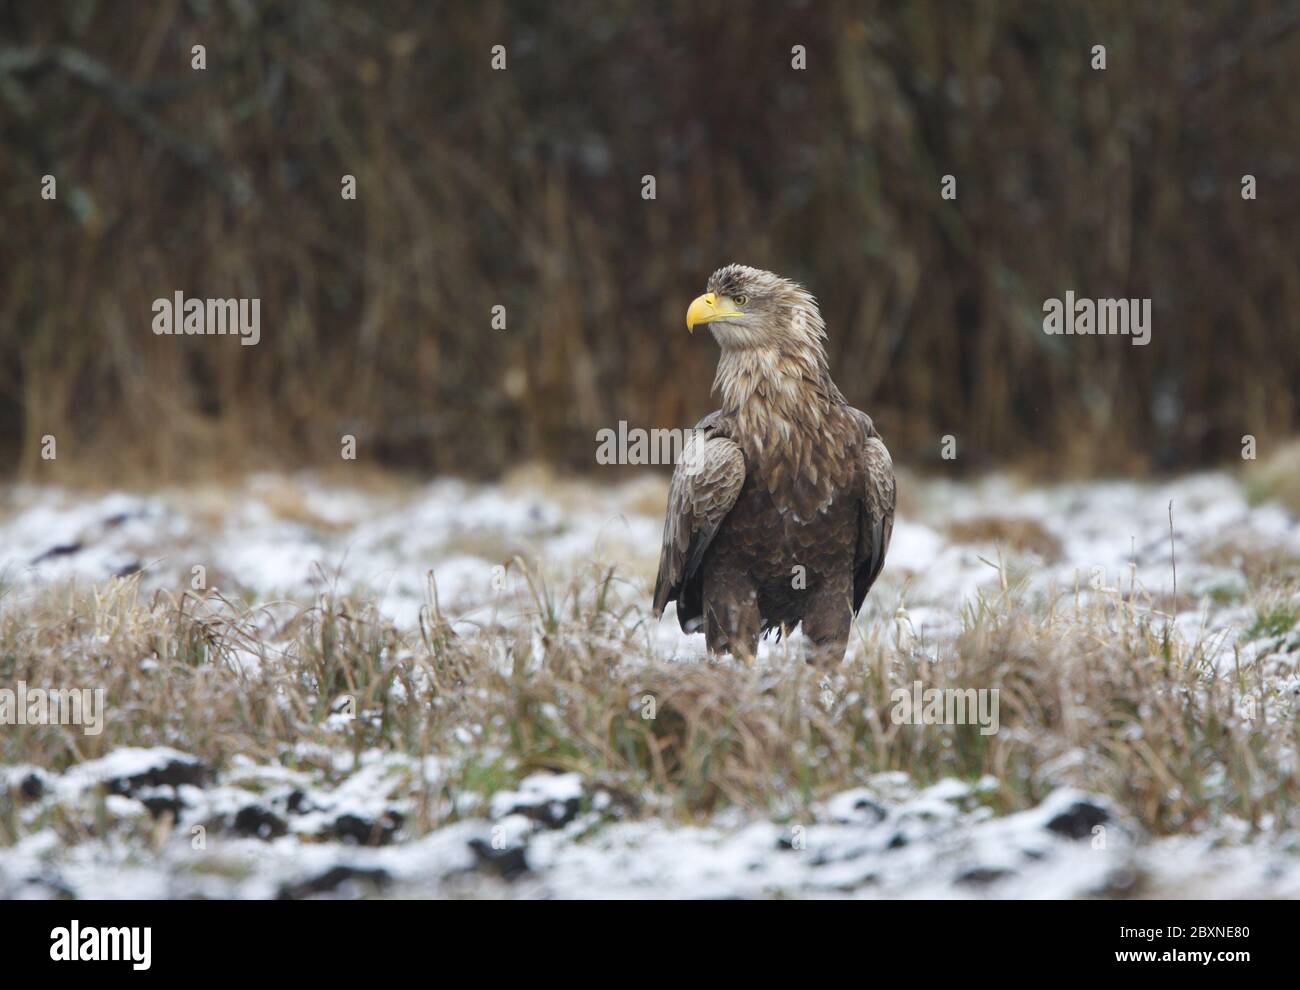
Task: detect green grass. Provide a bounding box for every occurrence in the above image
[1246,602,1300,641]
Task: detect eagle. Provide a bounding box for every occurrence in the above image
[652,265,896,665]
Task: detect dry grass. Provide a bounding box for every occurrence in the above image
[1246,440,1300,516]
[3,557,1296,847]
[944,515,1064,562]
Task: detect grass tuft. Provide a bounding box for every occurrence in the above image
[3,558,1297,848]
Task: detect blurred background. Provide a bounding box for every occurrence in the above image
[2,0,1298,484]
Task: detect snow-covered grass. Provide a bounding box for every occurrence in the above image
[1,461,1298,898]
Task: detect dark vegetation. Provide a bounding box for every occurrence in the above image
[1,0,1298,482]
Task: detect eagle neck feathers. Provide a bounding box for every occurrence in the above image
[711,301,856,522]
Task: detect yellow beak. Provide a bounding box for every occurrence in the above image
[685,292,743,332]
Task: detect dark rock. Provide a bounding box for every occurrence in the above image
[103,755,212,798]
[852,797,888,823]
[140,795,185,820]
[113,561,143,578]
[887,831,908,850]
[21,874,75,900]
[501,795,581,830]
[955,865,1013,887]
[31,543,82,564]
[1045,799,1109,840]
[278,865,391,900]
[233,804,289,840]
[18,772,45,801]
[328,811,403,846]
[491,772,590,829]
[468,838,530,880]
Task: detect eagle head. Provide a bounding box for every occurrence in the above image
[685,264,827,357]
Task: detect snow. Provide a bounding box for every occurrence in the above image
[58,747,206,795]
[2,468,1298,898]
[5,469,1298,648]
[0,760,1178,899]
[4,741,1298,900]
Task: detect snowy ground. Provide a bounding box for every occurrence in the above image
[3,469,1293,655]
[1,467,1298,898]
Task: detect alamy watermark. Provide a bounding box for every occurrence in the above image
[1043,291,1151,346]
[152,291,260,346]
[50,921,151,970]
[891,680,1000,736]
[0,682,105,736]
[595,421,707,473]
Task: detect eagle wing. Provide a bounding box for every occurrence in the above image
[652,416,746,618]
[851,411,896,613]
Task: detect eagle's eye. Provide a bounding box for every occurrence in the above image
[734,294,748,307]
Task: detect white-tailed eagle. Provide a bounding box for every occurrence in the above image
[653,265,896,664]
